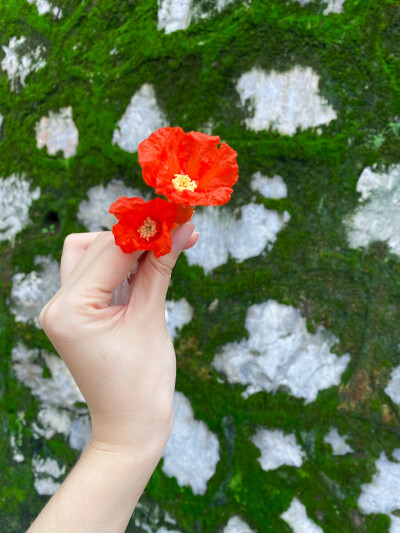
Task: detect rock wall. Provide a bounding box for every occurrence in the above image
[0,0,399,531]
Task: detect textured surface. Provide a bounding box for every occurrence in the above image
[0,0,399,531]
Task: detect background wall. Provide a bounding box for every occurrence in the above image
[0,0,399,531]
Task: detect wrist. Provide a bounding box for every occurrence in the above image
[88,412,174,466]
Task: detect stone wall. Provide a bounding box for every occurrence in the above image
[0,0,399,531]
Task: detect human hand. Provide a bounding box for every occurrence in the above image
[39,223,197,460]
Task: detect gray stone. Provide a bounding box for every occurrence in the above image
[236,66,337,136]
[112,84,168,153]
[1,36,46,90]
[10,255,59,328]
[165,298,193,341]
[157,0,192,34]
[69,415,92,451]
[35,106,79,158]
[323,428,353,455]
[385,363,400,405]
[281,498,324,532]
[0,173,40,243]
[358,450,400,532]
[33,406,72,440]
[251,172,288,199]
[77,178,150,232]
[252,427,306,471]
[212,300,350,403]
[32,456,66,496]
[223,516,254,533]
[162,391,220,495]
[12,343,84,408]
[185,204,290,273]
[27,0,62,17]
[345,164,400,259]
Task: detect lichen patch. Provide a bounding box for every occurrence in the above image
[1,36,46,91]
[236,66,337,135]
[212,300,350,403]
[185,204,290,273]
[162,391,220,495]
[35,106,79,158]
[112,84,168,153]
[0,174,40,243]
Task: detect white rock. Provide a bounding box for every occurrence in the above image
[0,174,40,243]
[251,172,288,199]
[32,406,72,440]
[212,300,350,403]
[345,165,400,259]
[34,476,61,496]
[0,113,3,128]
[10,435,25,463]
[165,298,193,341]
[358,451,400,516]
[36,106,78,158]
[162,391,220,495]
[157,0,192,34]
[323,0,345,14]
[157,528,181,533]
[390,514,400,533]
[69,415,92,450]
[323,428,353,455]
[293,0,345,14]
[252,428,306,471]
[112,84,168,153]
[385,363,400,405]
[33,456,66,477]
[10,255,59,327]
[27,0,62,17]
[223,516,254,533]
[185,204,290,273]
[1,36,46,90]
[77,179,150,232]
[281,498,324,532]
[236,66,337,136]
[32,456,66,496]
[12,342,84,408]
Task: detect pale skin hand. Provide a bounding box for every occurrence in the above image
[27,223,198,533]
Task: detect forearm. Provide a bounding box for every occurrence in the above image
[27,441,161,533]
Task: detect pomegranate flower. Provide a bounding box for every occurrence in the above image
[109,196,177,257]
[138,127,239,207]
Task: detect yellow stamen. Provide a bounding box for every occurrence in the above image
[138,217,158,240]
[172,174,198,193]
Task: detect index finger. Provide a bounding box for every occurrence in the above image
[60,232,102,285]
[71,235,144,308]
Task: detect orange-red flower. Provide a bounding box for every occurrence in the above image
[109,197,177,257]
[138,127,239,207]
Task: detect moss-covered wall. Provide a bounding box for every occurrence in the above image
[0,0,399,531]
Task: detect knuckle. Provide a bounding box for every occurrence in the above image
[149,256,174,279]
[39,293,77,340]
[63,233,79,250]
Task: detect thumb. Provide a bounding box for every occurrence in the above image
[129,223,195,317]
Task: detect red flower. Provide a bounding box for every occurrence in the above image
[138,127,239,207]
[109,197,177,257]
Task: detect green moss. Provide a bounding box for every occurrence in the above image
[0,0,399,530]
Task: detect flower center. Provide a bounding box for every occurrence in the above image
[138,217,158,240]
[172,174,198,193]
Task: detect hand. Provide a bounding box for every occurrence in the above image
[39,223,198,459]
[29,223,197,533]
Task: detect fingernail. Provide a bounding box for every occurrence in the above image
[172,223,195,252]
